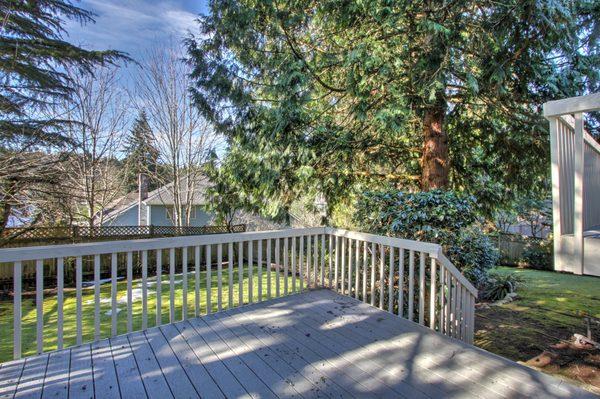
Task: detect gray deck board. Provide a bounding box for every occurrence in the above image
[4,289,596,399]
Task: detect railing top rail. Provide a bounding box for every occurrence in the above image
[556,115,600,155]
[437,253,478,297]
[0,227,327,263]
[543,92,600,117]
[325,227,441,255]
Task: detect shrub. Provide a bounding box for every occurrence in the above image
[481,271,523,301]
[521,239,553,270]
[355,188,498,284]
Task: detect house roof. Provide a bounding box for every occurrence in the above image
[102,175,210,223]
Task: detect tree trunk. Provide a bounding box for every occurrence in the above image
[421,104,449,190]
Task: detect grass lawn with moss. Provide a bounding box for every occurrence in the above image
[475,266,600,392]
[0,267,293,363]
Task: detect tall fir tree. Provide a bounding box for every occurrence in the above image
[123,111,159,192]
[188,0,599,221]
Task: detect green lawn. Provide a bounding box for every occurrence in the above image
[475,266,600,361]
[0,267,293,363]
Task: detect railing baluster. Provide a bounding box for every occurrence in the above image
[94,254,101,341]
[452,277,458,338]
[228,243,234,308]
[207,245,212,313]
[156,249,162,326]
[248,241,253,302]
[182,247,188,320]
[169,248,175,323]
[370,242,376,306]
[275,238,281,296]
[334,236,339,291]
[340,237,345,295]
[267,239,272,297]
[195,246,201,316]
[439,263,445,334]
[298,237,303,292]
[314,234,318,287]
[445,269,451,335]
[321,234,325,287]
[258,240,263,300]
[57,258,64,350]
[36,259,43,354]
[388,247,394,313]
[328,234,333,289]
[306,236,312,289]
[347,238,352,295]
[362,242,367,302]
[142,250,148,330]
[217,244,223,311]
[111,253,118,337]
[419,252,426,325]
[283,238,288,295]
[291,237,296,292]
[127,251,133,332]
[429,257,437,330]
[76,256,82,345]
[379,244,385,310]
[13,261,21,359]
[355,239,360,300]
[408,250,415,321]
[238,242,243,305]
[398,249,404,317]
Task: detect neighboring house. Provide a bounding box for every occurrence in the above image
[101,175,303,231]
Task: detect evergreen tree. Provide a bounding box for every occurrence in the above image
[0,0,127,146]
[123,111,159,192]
[188,0,599,220]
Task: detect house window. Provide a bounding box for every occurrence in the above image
[166,206,196,221]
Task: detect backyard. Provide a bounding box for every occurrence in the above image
[0,267,290,362]
[475,267,600,393]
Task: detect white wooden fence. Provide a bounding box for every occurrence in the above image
[0,227,477,360]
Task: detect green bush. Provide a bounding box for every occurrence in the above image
[521,239,553,270]
[355,188,499,284]
[481,271,523,301]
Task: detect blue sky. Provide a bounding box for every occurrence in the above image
[65,0,208,63]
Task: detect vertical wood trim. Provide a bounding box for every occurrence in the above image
[439,264,445,333]
[388,247,395,313]
[195,246,201,316]
[418,252,426,325]
[370,242,376,306]
[56,258,64,350]
[298,237,303,292]
[333,236,339,291]
[347,238,352,295]
[169,248,175,323]
[314,234,319,287]
[340,237,345,295]
[306,236,312,289]
[13,261,21,359]
[238,242,243,305]
[258,240,263,300]
[355,239,360,300]
[573,112,585,275]
[362,242,367,302]
[321,234,326,287]
[408,250,415,321]
[248,240,254,302]
[94,254,101,341]
[182,247,188,319]
[207,244,212,313]
[76,256,83,345]
[398,249,405,317]
[328,234,333,289]
[228,243,234,308]
[111,253,118,337]
[35,260,44,354]
[267,239,272,297]
[429,258,437,330]
[283,238,289,295]
[275,238,281,296]
[142,250,148,330]
[127,251,133,332]
[217,244,223,311]
[156,249,162,326]
[291,237,297,293]
[549,116,563,271]
[379,244,385,310]
[445,269,451,335]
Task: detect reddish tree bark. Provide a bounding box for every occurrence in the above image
[421,104,449,190]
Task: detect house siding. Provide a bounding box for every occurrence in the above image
[103,206,139,226]
[149,205,212,226]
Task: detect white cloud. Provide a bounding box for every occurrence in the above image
[64,0,205,60]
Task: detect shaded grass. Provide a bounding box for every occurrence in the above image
[475,266,600,361]
[0,266,293,363]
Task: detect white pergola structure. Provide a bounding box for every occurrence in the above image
[544,93,600,276]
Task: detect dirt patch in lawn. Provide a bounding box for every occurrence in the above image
[476,304,600,394]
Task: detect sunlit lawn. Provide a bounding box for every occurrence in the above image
[0,266,294,362]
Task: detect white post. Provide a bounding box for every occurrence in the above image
[573,112,585,275]
[548,116,563,271]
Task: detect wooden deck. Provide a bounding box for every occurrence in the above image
[0,289,594,399]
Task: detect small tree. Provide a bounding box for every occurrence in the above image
[123,111,160,192]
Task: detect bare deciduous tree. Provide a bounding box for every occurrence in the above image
[134,43,221,226]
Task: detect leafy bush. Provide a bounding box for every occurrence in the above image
[355,188,498,284]
[481,271,523,301]
[521,239,553,270]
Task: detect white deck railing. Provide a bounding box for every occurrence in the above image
[0,227,477,360]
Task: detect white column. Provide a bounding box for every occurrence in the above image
[573,112,585,275]
[548,116,563,271]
